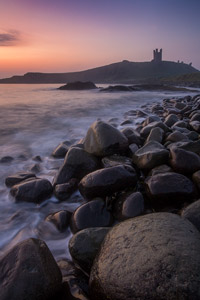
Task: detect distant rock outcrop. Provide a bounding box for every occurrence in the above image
[58,81,97,90]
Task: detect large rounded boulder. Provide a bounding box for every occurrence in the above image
[79,165,137,200]
[89,213,200,300]
[0,238,62,300]
[53,147,99,186]
[83,120,129,157]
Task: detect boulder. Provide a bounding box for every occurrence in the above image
[145,127,164,144]
[58,81,97,90]
[165,130,188,143]
[132,141,169,170]
[145,172,195,206]
[53,147,99,186]
[113,191,144,221]
[191,113,200,122]
[182,200,200,231]
[164,114,179,127]
[5,171,36,187]
[143,115,161,126]
[172,120,188,128]
[121,127,142,146]
[52,142,69,158]
[79,165,137,200]
[58,259,89,300]
[101,155,132,168]
[190,121,200,133]
[148,164,172,176]
[140,121,169,138]
[89,213,200,300]
[0,238,62,300]
[54,179,78,201]
[83,120,129,157]
[169,148,200,174]
[70,199,113,233]
[192,170,200,190]
[10,178,53,203]
[167,140,200,154]
[69,227,110,273]
[45,210,72,232]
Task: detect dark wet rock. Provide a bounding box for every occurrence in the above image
[128,143,139,154]
[175,102,186,110]
[113,191,144,221]
[52,142,69,158]
[69,227,110,273]
[29,163,41,173]
[167,139,200,154]
[0,156,14,163]
[32,155,42,162]
[10,178,53,203]
[70,199,113,233]
[132,141,169,170]
[121,127,142,145]
[90,213,200,300]
[143,115,161,126]
[57,259,89,300]
[5,172,36,187]
[145,127,164,144]
[181,200,200,232]
[145,172,195,206]
[45,210,72,232]
[100,85,135,92]
[54,179,78,201]
[165,130,188,142]
[53,147,99,186]
[148,164,173,176]
[191,113,200,122]
[140,121,169,138]
[192,170,200,191]
[186,130,199,141]
[58,81,97,90]
[0,238,62,300]
[120,119,132,126]
[79,165,137,200]
[164,114,179,127]
[170,126,190,134]
[169,148,200,174]
[83,120,128,157]
[136,110,148,117]
[101,155,132,168]
[172,120,188,128]
[190,121,200,133]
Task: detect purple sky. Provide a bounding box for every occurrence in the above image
[0,0,199,78]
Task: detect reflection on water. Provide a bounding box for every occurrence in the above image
[0,84,194,259]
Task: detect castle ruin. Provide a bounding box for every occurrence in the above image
[153,48,162,63]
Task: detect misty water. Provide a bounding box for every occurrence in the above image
[0,84,196,260]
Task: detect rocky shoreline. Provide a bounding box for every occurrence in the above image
[1,93,200,299]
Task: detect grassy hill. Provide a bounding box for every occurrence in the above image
[0,60,199,84]
[162,72,200,87]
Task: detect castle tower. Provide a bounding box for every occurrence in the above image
[153,48,162,62]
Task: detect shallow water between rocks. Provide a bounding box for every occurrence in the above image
[0,83,197,260]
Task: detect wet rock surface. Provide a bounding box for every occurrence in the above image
[89,213,200,300]
[5,171,36,187]
[79,165,137,200]
[0,238,62,300]
[83,120,129,156]
[53,147,100,186]
[181,199,200,232]
[145,172,195,206]
[69,227,110,273]
[10,178,53,203]
[70,198,113,233]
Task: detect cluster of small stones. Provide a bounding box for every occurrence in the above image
[1,94,200,299]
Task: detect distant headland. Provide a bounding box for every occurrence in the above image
[0,49,199,84]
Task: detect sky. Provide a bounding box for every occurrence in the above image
[0,0,199,78]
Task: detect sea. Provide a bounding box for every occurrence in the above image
[0,83,197,260]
